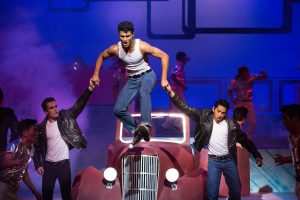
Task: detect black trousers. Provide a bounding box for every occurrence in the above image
[42,159,71,200]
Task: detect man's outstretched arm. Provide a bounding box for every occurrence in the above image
[228,79,236,105]
[164,84,202,122]
[68,80,96,119]
[91,44,118,86]
[256,69,268,81]
[274,154,292,165]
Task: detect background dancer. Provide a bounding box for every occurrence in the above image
[274,104,300,199]
[228,66,268,138]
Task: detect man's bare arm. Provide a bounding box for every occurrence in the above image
[140,41,169,88]
[23,169,42,200]
[228,80,236,105]
[228,88,236,105]
[256,70,268,80]
[274,154,293,165]
[91,44,118,86]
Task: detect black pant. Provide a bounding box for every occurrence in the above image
[42,159,71,200]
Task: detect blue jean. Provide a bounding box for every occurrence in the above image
[113,70,157,133]
[206,158,241,200]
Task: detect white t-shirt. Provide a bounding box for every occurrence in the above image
[45,121,69,162]
[208,119,229,156]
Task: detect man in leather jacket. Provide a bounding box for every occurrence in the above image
[164,84,262,200]
[33,81,95,200]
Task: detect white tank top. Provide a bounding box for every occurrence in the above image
[118,39,151,76]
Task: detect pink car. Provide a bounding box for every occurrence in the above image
[72,113,207,200]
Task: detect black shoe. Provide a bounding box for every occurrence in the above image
[138,124,151,142]
[128,132,142,149]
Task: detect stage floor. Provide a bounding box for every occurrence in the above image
[223,192,297,200]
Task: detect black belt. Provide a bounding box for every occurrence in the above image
[208,154,231,160]
[45,159,69,166]
[128,69,152,79]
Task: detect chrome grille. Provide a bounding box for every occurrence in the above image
[122,155,159,200]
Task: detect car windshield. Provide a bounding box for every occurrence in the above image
[119,113,187,144]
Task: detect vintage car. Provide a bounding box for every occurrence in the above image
[72,113,207,200]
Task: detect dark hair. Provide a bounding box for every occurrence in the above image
[233,106,248,121]
[0,87,3,103]
[238,66,249,75]
[18,119,37,136]
[176,51,187,60]
[118,21,134,33]
[214,99,230,112]
[41,97,56,111]
[281,104,300,119]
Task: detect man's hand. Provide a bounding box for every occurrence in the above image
[260,69,268,79]
[274,154,291,166]
[90,74,101,86]
[255,158,263,167]
[88,79,97,91]
[163,84,171,93]
[161,79,169,89]
[37,167,44,175]
[163,84,175,97]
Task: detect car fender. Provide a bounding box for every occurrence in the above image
[158,168,207,200]
[72,166,122,200]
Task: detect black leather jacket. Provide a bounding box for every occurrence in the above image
[33,88,92,169]
[171,94,262,162]
[0,107,18,152]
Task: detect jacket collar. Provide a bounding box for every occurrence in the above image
[205,116,239,141]
[206,115,238,132]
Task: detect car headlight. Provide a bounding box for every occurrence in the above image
[165,168,179,190]
[104,167,117,181]
[165,168,179,182]
[103,167,117,189]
